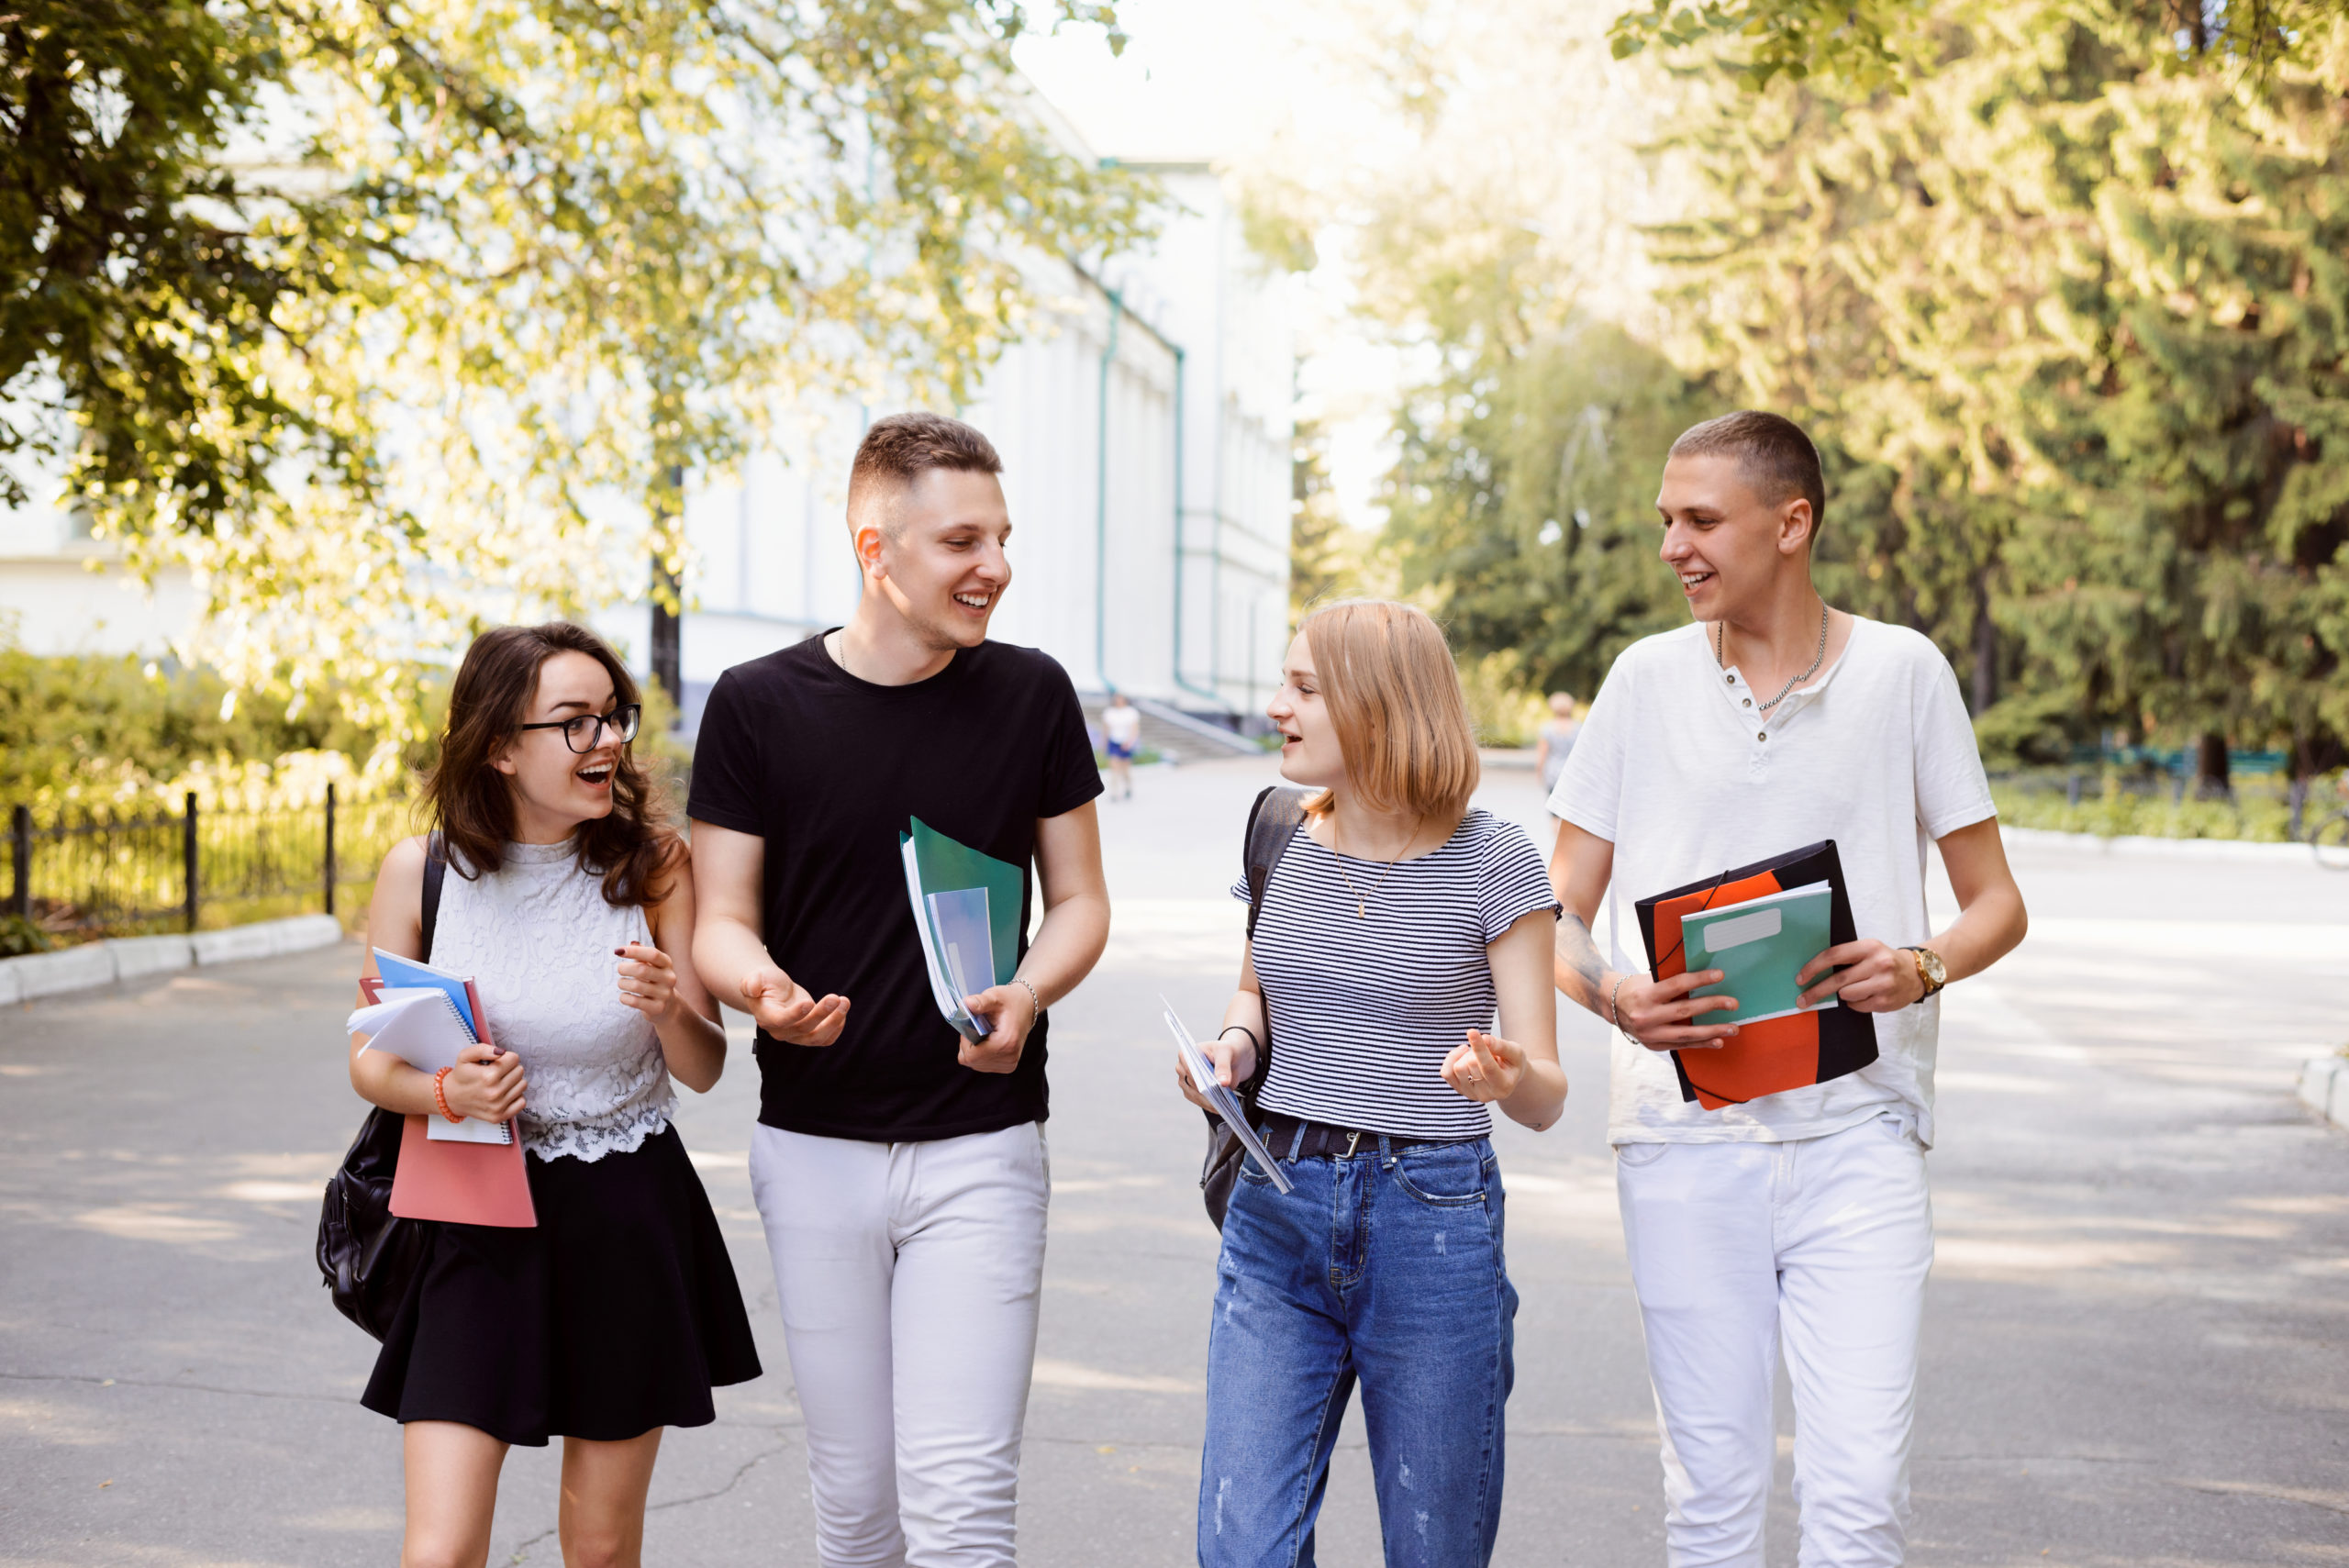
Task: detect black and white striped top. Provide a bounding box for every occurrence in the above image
[1231,807,1560,1140]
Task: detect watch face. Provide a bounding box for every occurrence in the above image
[1920,949,1947,986]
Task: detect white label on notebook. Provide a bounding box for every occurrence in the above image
[1699,906,1783,953]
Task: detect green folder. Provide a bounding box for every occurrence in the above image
[899,817,1023,1040]
[1680,884,1839,1027]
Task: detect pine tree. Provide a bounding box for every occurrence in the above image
[1653,4,2349,777]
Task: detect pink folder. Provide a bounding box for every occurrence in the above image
[360,975,537,1229]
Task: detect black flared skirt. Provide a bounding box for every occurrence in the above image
[362,1123,762,1447]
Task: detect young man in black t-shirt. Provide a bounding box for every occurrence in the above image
[690,413,1109,1567]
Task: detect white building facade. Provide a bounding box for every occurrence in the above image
[602,162,1294,731]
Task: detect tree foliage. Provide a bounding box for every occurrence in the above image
[1341,0,2349,778]
[3,1,1152,724]
[1609,0,2332,93]
[1653,2,2349,772]
[1382,319,1715,702]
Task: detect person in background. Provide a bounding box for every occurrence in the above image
[1548,411,2027,1565]
[353,621,760,1568]
[1535,690,1580,795]
[1178,597,1564,1568]
[690,412,1111,1568]
[1102,690,1142,801]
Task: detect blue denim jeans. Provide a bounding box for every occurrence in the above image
[1197,1132,1518,1568]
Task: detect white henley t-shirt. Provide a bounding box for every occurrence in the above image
[1549,616,1996,1149]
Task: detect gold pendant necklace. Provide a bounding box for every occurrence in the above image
[1331,817,1419,919]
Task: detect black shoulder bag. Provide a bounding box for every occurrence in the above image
[316,833,447,1340]
[1199,784,1310,1229]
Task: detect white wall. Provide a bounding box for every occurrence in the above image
[622,164,1295,731]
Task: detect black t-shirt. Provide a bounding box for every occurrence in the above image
[687,633,1103,1140]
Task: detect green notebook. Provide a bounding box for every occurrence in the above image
[898,817,1024,1041]
[1680,884,1840,1026]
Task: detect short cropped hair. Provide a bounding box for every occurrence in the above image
[1300,599,1481,825]
[847,412,1003,537]
[1669,411,1826,537]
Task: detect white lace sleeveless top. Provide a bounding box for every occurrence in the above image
[429,840,675,1163]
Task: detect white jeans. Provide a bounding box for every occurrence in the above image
[1616,1114,1933,1568]
[748,1120,1052,1568]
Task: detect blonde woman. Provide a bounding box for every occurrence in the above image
[1177,599,1564,1567]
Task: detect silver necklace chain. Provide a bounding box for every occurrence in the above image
[1715,601,1829,717]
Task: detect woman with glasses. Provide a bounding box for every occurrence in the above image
[351,621,760,1568]
[1177,599,1564,1567]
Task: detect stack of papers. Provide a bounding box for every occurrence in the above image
[348,950,512,1145]
[900,818,1023,1043]
[1163,997,1290,1193]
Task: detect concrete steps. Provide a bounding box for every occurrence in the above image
[1079,695,1263,763]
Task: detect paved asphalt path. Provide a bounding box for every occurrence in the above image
[3,755,2345,1566]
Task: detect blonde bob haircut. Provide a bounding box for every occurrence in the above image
[1299,598,1481,826]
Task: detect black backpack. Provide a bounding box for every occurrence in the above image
[1199,785,1309,1229]
[316,834,448,1340]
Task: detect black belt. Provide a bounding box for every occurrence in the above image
[1252,1109,1469,1160]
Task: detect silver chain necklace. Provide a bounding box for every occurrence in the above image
[1715,600,1829,716]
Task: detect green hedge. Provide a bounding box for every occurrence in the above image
[1988,774,2342,843]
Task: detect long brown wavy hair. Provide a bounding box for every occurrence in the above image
[421,622,674,907]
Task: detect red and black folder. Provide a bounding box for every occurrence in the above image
[1634,840,1877,1110]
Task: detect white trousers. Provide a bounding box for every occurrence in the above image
[748,1121,1051,1568]
[1616,1114,1933,1568]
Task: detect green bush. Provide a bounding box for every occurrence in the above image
[1987,773,2337,842]
[1,630,418,809]
[0,914,53,957]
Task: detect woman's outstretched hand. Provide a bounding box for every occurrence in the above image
[1440,1028,1524,1104]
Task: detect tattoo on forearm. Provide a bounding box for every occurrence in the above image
[1555,916,1608,1012]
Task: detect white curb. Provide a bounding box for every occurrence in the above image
[0,914,347,1005]
[7,943,118,1000]
[110,933,197,981]
[192,913,342,966]
[2002,826,2315,864]
[2299,1058,2349,1130]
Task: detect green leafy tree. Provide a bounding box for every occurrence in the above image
[1383,318,1716,700]
[1650,4,2349,780]
[1609,0,2330,92]
[4,1,1152,725]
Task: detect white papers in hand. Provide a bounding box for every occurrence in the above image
[348,987,477,1073]
[348,988,513,1144]
[426,1113,511,1145]
[1162,997,1292,1194]
[901,837,994,1042]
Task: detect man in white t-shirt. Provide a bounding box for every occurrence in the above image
[1547,411,2028,1566]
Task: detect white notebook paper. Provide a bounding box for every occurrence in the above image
[348,988,513,1144]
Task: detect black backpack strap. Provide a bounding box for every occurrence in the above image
[1232,784,1308,1112]
[419,831,448,963]
[1243,785,1311,940]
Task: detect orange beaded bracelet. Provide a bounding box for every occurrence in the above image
[431,1066,462,1123]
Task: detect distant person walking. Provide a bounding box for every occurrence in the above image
[1177,598,1564,1568]
[352,621,759,1568]
[1102,691,1142,801]
[1535,690,1580,795]
[690,413,1111,1567]
[1548,412,2027,1565]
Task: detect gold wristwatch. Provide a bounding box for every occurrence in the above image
[1900,946,1947,1001]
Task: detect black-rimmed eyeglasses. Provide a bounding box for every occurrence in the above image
[515,704,642,753]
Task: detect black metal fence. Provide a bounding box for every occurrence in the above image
[6,785,415,941]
